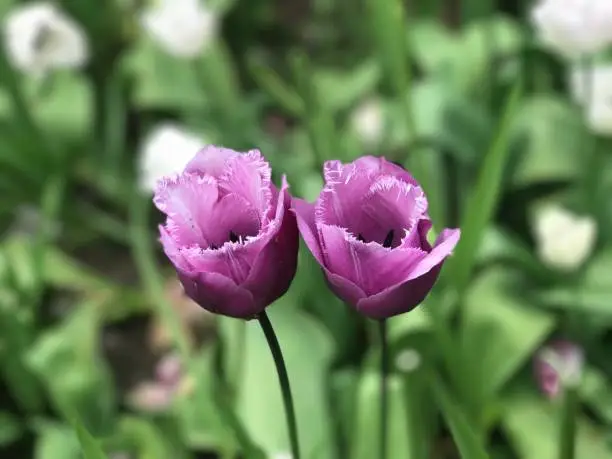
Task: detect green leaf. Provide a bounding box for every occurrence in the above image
[74,418,108,459]
[236,302,334,458]
[34,421,81,459]
[0,411,23,446]
[176,346,233,450]
[125,38,207,110]
[26,300,116,433]
[26,73,93,141]
[446,77,523,297]
[111,416,183,459]
[502,388,611,459]
[315,61,381,112]
[461,268,555,407]
[510,96,585,187]
[431,373,490,459]
[410,16,524,93]
[352,371,412,459]
[581,368,612,425]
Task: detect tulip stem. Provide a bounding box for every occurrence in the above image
[559,387,579,459]
[379,319,389,459]
[258,311,300,459]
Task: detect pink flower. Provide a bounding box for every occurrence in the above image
[292,156,460,319]
[155,146,298,319]
[535,340,584,399]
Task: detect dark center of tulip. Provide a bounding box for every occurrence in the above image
[382,230,394,248]
[357,230,395,248]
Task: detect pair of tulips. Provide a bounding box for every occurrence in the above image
[155,146,461,319]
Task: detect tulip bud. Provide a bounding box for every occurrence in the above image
[292,156,460,319]
[535,340,584,399]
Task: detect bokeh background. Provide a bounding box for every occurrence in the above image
[0,0,611,458]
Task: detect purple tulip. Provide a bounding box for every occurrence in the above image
[154,146,298,319]
[534,340,584,399]
[292,156,460,319]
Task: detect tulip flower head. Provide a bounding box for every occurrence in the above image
[155,146,298,319]
[531,0,612,57]
[141,0,218,58]
[535,340,584,399]
[3,2,88,76]
[292,157,460,319]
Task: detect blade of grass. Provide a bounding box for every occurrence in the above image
[430,371,490,459]
[247,55,304,117]
[73,417,108,459]
[290,51,338,168]
[446,77,523,297]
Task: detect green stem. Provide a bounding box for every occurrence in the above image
[379,319,389,459]
[559,388,579,459]
[257,311,300,459]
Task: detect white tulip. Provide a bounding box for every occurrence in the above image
[138,124,204,193]
[531,0,612,57]
[534,205,596,271]
[270,454,292,459]
[570,64,612,135]
[141,0,218,58]
[351,99,384,146]
[3,2,88,75]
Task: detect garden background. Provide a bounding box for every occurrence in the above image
[0,0,611,458]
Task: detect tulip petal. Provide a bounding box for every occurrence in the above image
[243,176,298,309]
[291,197,325,265]
[180,244,256,285]
[318,224,427,296]
[405,228,461,280]
[356,267,442,319]
[178,270,257,319]
[218,150,272,216]
[315,166,372,232]
[154,173,218,247]
[324,270,366,305]
[355,228,460,319]
[184,144,239,177]
[359,176,427,246]
[208,193,261,247]
[323,156,420,187]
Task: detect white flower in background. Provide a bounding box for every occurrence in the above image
[141,0,218,58]
[531,0,612,57]
[351,99,384,146]
[570,65,612,135]
[138,124,204,193]
[3,2,88,75]
[270,453,292,459]
[394,348,422,373]
[534,205,596,271]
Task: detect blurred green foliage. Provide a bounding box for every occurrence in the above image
[0,0,611,458]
